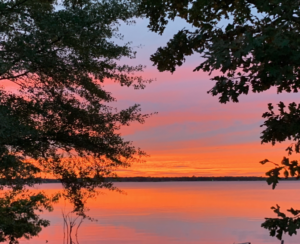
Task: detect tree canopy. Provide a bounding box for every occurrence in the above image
[0,0,150,243]
[137,0,300,240]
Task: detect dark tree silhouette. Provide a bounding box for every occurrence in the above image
[136,0,300,240]
[0,0,150,243]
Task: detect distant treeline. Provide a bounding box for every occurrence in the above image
[108,176,270,182]
[38,176,300,183]
[109,176,268,182]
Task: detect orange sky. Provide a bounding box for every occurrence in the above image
[102,19,300,177]
[4,18,300,178]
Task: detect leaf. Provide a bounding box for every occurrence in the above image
[287,208,300,216]
[260,159,270,165]
[282,157,290,166]
[284,170,289,178]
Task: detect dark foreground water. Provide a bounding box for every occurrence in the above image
[21,181,300,244]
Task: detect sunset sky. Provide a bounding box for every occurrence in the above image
[103,17,300,177]
[4,17,298,178]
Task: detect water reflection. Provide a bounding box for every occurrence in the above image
[62,210,84,244]
[23,181,300,243]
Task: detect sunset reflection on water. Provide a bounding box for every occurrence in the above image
[23,181,300,244]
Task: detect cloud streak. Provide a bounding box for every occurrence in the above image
[104,20,300,176]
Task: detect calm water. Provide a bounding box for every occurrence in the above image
[21,181,300,244]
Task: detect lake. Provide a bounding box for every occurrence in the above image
[21,181,300,244]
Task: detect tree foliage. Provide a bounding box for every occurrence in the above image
[0,190,59,244]
[0,0,150,242]
[136,0,300,240]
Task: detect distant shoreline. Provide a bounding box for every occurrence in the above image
[38,176,300,183]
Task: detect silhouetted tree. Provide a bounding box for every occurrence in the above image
[0,0,150,243]
[136,0,300,240]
